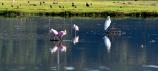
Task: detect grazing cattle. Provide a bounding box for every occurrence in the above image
[72,2,75,7]
[40,2,42,5]
[122,2,126,4]
[59,5,61,8]
[53,0,58,4]
[59,5,64,8]
[86,2,90,7]
[90,3,92,6]
[30,4,37,6]
[53,2,56,4]
[17,6,19,9]
[74,5,77,8]
[86,2,92,7]
[11,5,13,7]
[28,1,30,3]
[50,5,52,8]
[72,2,77,8]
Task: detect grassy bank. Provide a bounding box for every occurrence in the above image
[0,1,158,17]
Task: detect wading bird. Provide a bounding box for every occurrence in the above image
[72,24,79,31]
[104,16,111,31]
[72,24,79,36]
[49,28,67,40]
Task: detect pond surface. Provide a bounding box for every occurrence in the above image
[0,17,158,71]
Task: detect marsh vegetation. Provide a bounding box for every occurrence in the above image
[0,1,158,17]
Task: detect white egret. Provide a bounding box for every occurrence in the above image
[72,24,79,31]
[72,24,79,37]
[104,16,111,31]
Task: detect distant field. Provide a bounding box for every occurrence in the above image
[0,0,157,1]
[0,1,158,17]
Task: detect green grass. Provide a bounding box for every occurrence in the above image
[0,1,158,17]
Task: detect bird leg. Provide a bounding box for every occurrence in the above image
[53,36,56,40]
[53,35,59,41]
[59,37,62,41]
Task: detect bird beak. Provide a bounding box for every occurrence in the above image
[64,30,67,34]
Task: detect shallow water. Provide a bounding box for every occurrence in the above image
[0,17,158,71]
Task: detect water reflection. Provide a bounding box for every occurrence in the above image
[50,41,69,71]
[49,34,79,71]
[50,41,67,53]
[103,35,111,53]
[72,24,79,45]
[73,36,79,45]
[143,65,158,68]
[0,17,158,71]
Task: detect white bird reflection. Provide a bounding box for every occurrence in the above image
[50,41,76,71]
[73,36,79,45]
[143,65,158,68]
[50,41,67,71]
[103,36,111,53]
[72,24,80,45]
[50,42,67,54]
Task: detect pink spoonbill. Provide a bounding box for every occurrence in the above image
[49,28,67,40]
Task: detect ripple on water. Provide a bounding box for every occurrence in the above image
[64,66,75,70]
[50,66,57,70]
[99,66,110,70]
[143,65,158,68]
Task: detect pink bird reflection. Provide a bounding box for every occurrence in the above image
[50,42,67,53]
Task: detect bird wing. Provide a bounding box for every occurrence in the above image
[58,30,66,37]
[61,45,67,52]
[50,46,58,53]
[73,24,79,31]
[75,26,79,31]
[50,29,58,35]
[104,19,111,30]
[57,31,63,37]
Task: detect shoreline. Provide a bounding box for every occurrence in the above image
[0,1,158,17]
[0,10,158,17]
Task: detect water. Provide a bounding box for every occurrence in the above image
[0,17,158,71]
